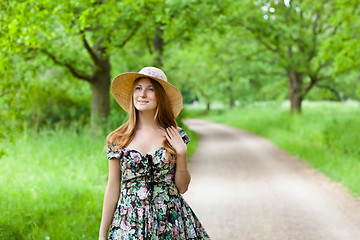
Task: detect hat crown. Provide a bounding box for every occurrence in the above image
[139,67,167,82]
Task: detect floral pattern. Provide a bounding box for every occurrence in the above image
[107,129,210,240]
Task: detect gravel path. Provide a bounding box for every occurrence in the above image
[182,119,360,240]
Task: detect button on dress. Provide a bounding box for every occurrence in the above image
[106,129,210,240]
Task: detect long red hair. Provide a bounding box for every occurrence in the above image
[106,78,178,162]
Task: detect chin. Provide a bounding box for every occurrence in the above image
[135,106,157,112]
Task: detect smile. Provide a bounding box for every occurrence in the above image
[138,100,149,104]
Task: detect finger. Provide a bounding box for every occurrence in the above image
[166,127,173,136]
[167,127,177,137]
[169,126,178,136]
[165,128,172,139]
[170,126,181,138]
[164,132,171,141]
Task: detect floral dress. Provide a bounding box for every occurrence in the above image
[106,129,210,240]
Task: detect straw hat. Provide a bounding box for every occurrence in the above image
[111,67,183,117]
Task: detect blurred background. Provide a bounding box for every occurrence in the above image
[0,0,359,239]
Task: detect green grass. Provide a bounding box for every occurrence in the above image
[0,127,198,240]
[187,101,360,196]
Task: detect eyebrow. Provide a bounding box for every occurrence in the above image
[135,83,153,87]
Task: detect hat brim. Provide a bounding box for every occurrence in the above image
[111,72,183,117]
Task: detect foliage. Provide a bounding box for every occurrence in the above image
[1,0,222,134]
[1,55,91,130]
[223,0,360,111]
[165,28,268,110]
[1,0,168,133]
[1,0,359,134]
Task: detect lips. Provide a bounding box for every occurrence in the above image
[138,100,149,104]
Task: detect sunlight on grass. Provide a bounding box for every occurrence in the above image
[0,130,107,239]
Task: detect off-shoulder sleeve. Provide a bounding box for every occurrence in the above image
[179,129,191,145]
[107,144,123,160]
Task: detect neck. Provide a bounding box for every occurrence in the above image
[136,110,157,129]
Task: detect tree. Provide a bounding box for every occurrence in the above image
[140,0,220,68]
[228,0,360,113]
[1,0,161,133]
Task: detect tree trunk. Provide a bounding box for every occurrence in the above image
[228,76,234,109]
[288,70,303,113]
[90,66,111,135]
[153,26,164,68]
[206,101,211,115]
[196,87,211,115]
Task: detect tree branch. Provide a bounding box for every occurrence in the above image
[81,33,104,68]
[307,11,321,61]
[114,25,140,48]
[164,28,189,45]
[242,48,269,61]
[40,49,93,82]
[145,37,153,54]
[301,77,318,98]
[246,26,280,53]
[244,69,287,78]
[316,84,341,101]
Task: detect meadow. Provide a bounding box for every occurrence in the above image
[188,101,360,197]
[0,126,198,240]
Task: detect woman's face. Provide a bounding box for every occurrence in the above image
[133,78,158,113]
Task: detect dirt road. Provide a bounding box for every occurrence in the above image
[182,119,360,240]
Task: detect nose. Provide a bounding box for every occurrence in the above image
[140,89,147,98]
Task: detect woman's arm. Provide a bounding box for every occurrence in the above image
[98,159,121,240]
[165,126,191,194]
[174,150,191,194]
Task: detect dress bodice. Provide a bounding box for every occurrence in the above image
[107,145,174,201]
[106,129,190,202]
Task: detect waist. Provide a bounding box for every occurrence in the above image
[120,176,178,202]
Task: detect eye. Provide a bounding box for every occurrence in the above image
[148,88,154,92]
[135,86,141,91]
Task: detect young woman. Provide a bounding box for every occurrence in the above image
[98,67,210,240]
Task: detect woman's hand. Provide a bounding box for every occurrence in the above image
[165,126,191,193]
[165,126,187,156]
